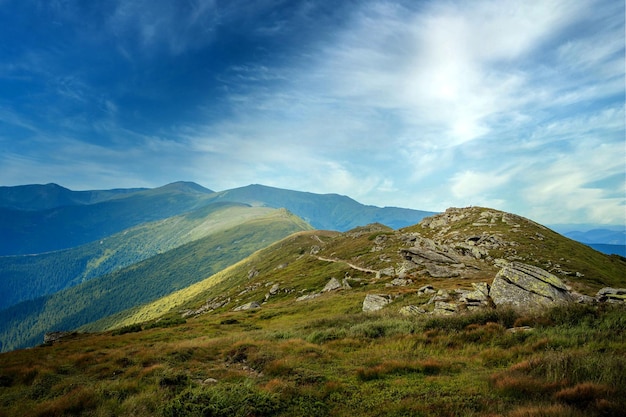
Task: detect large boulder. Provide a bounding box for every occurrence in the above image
[490,262,573,311]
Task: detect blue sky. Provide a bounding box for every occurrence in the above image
[0,0,624,226]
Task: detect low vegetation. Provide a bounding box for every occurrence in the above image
[1,207,624,415]
[0,300,624,416]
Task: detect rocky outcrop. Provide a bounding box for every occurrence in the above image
[296,293,321,302]
[458,282,491,309]
[490,262,573,310]
[399,236,477,278]
[182,296,231,317]
[362,294,392,312]
[596,287,626,304]
[43,331,75,344]
[233,301,261,311]
[322,277,342,292]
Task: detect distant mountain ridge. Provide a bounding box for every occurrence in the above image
[0,182,435,256]
[207,184,435,231]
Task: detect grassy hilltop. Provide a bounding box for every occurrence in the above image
[0,207,624,416]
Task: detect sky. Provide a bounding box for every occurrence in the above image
[0,0,624,226]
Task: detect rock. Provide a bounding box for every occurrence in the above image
[399,305,426,316]
[571,292,596,304]
[428,289,451,304]
[202,378,219,385]
[417,285,436,295]
[233,301,261,311]
[386,278,412,287]
[490,262,573,311]
[424,264,460,278]
[43,331,74,344]
[432,301,459,315]
[377,267,395,279]
[322,277,342,292]
[506,326,534,333]
[269,283,280,295]
[363,294,392,312]
[400,247,460,265]
[248,268,259,279]
[459,282,490,308]
[296,293,321,302]
[342,278,352,289]
[596,287,626,303]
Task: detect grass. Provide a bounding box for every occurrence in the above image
[1,207,625,416]
[0,301,624,417]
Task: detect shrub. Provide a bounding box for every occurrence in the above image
[163,382,281,417]
[112,324,142,336]
[554,382,612,409]
[423,308,518,332]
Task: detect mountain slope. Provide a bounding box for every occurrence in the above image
[0,202,284,311]
[0,208,310,352]
[93,207,626,334]
[0,207,624,416]
[207,184,436,231]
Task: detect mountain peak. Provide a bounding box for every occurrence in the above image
[159,181,214,194]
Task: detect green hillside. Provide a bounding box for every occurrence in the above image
[0,202,283,311]
[0,208,311,352]
[0,207,624,416]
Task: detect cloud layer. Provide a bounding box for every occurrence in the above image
[0,0,624,225]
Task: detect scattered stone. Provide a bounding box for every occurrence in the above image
[202,378,218,385]
[458,282,491,308]
[362,294,392,312]
[43,331,74,344]
[342,278,352,289]
[432,301,459,315]
[386,278,413,287]
[424,264,460,278]
[506,326,534,333]
[377,267,395,279]
[596,287,626,303]
[233,301,261,311]
[571,292,596,304]
[296,293,321,302]
[428,289,451,304]
[269,283,280,295]
[400,246,460,265]
[248,268,259,279]
[322,277,343,292]
[399,305,427,316]
[417,285,436,295]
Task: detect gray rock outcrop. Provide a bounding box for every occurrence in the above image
[322,277,342,292]
[490,262,573,310]
[596,287,626,303]
[44,331,74,344]
[233,301,261,311]
[362,294,392,312]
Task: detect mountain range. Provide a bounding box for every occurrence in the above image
[0,196,624,416]
[0,181,437,351]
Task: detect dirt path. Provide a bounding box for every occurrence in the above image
[315,256,378,274]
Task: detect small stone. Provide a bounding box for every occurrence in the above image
[363,294,392,312]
